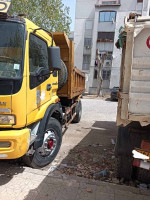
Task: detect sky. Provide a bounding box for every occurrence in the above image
[62,0,76,31]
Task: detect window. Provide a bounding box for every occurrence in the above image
[29,34,49,89]
[29,34,48,72]
[137,0,143,2]
[102,70,111,80]
[84,38,92,47]
[100,51,112,60]
[0,21,24,79]
[98,32,114,42]
[99,11,116,22]
[106,52,113,60]
[83,55,91,70]
[94,69,98,79]
[83,55,91,64]
[102,1,117,5]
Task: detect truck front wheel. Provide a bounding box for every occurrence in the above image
[23,118,62,168]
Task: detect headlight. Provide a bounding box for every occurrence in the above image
[0,115,15,125]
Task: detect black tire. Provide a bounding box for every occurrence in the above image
[23,118,62,168]
[116,156,133,181]
[115,126,133,180]
[72,100,82,123]
[137,168,150,184]
[110,94,113,101]
[58,60,68,90]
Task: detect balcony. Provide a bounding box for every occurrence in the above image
[97,32,115,42]
[95,0,121,7]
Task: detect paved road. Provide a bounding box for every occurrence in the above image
[0,97,149,200]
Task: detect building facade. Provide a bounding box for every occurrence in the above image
[74,0,150,94]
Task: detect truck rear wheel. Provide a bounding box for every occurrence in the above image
[116,156,133,181]
[72,100,82,123]
[58,60,68,90]
[136,168,150,184]
[23,118,62,168]
[115,126,133,181]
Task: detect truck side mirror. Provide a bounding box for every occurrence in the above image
[48,46,61,71]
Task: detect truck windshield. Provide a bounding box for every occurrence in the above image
[0,21,24,78]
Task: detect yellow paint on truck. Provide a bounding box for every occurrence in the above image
[0,1,85,166]
[0,129,30,159]
[0,17,58,158]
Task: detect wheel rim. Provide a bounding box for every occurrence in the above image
[38,130,57,157]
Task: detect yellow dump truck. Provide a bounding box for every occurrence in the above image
[0,1,85,168]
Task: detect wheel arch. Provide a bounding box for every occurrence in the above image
[34,103,63,149]
[51,110,63,125]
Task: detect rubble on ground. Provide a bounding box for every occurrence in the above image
[55,144,116,182]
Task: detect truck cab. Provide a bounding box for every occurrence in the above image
[0,1,85,168]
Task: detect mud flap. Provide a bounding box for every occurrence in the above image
[115,126,133,157]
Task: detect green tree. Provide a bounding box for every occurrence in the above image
[10,0,72,35]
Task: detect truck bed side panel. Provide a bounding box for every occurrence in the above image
[117,22,150,126]
[129,28,150,115]
[53,32,85,99]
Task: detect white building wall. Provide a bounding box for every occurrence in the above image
[74,0,96,71]
[110,0,150,88]
[110,11,129,88]
[74,0,150,93]
[90,10,99,83]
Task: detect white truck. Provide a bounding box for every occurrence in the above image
[115,15,150,183]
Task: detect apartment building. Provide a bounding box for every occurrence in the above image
[74,0,150,94]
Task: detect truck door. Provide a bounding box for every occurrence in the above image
[27,32,52,123]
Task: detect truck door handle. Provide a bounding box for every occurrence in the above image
[47,84,51,91]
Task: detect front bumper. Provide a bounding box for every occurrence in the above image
[0,128,30,159]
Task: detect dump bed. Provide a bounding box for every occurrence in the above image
[117,16,150,127]
[53,32,85,99]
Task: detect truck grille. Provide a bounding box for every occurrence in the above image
[0,142,11,148]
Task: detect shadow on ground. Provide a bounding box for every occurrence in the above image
[105,98,118,102]
[56,121,117,179]
[0,159,24,186]
[23,120,118,199]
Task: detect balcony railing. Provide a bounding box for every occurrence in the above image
[95,0,121,7]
